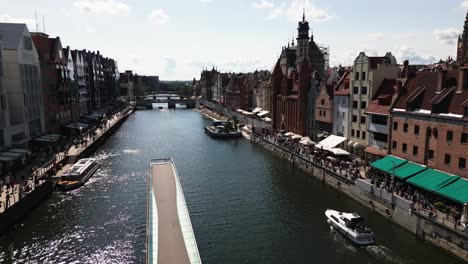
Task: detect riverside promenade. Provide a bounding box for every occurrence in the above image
[0,106,134,235]
[197,99,468,262]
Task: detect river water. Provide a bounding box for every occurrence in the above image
[0,107,464,264]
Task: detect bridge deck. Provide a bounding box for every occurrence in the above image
[147,159,201,264]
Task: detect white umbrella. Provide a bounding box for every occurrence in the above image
[292,134,302,139]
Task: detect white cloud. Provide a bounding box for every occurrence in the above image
[0,14,35,30]
[368,32,385,40]
[148,9,170,25]
[74,0,130,16]
[200,0,212,3]
[264,0,333,22]
[286,0,334,22]
[251,0,274,9]
[395,45,438,65]
[461,0,468,9]
[433,28,460,45]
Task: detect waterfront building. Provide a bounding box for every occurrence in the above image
[224,74,253,111]
[63,46,81,122]
[212,72,230,104]
[71,49,90,116]
[119,70,134,102]
[348,52,399,156]
[272,13,325,136]
[332,69,351,139]
[0,24,45,148]
[389,67,468,178]
[31,32,72,132]
[314,83,334,138]
[457,11,468,65]
[199,67,217,101]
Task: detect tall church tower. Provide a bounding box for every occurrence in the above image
[296,10,310,68]
[457,11,468,65]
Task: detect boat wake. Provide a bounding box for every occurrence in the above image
[122,149,142,154]
[365,245,411,264]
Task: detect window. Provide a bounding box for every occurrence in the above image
[413,146,418,156]
[372,115,387,125]
[355,72,359,80]
[360,116,366,124]
[414,125,420,135]
[392,141,397,149]
[351,129,355,137]
[462,133,468,144]
[445,154,451,165]
[460,158,466,170]
[321,99,325,105]
[353,87,358,94]
[323,111,326,117]
[352,115,357,122]
[362,87,368,95]
[434,128,438,138]
[464,107,468,117]
[361,101,367,109]
[353,100,358,109]
[393,122,398,130]
[362,72,366,80]
[402,143,407,153]
[362,131,366,139]
[428,149,434,159]
[403,123,408,133]
[336,111,339,118]
[23,36,32,50]
[356,130,360,138]
[446,130,453,141]
[319,110,322,116]
[342,126,345,132]
[342,112,345,118]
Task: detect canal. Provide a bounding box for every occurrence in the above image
[0,107,464,264]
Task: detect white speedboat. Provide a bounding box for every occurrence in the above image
[58,158,99,191]
[325,209,375,245]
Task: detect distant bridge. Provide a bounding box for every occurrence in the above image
[137,95,196,109]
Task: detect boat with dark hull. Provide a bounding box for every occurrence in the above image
[204,120,242,139]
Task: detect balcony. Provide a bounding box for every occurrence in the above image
[368,122,388,133]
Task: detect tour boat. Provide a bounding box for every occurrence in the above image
[204,121,242,139]
[57,158,99,191]
[325,209,375,245]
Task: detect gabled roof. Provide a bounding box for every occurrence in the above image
[392,70,468,116]
[0,23,27,50]
[365,78,397,115]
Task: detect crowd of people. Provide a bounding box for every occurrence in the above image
[261,133,362,181]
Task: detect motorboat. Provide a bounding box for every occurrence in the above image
[325,209,375,245]
[57,158,99,191]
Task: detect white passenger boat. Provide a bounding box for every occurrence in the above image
[325,209,375,245]
[57,158,99,191]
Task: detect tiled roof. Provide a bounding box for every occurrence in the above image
[393,70,468,116]
[365,78,396,115]
[0,23,27,50]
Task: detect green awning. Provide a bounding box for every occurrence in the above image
[370,155,407,172]
[390,162,428,180]
[407,169,460,192]
[436,178,468,204]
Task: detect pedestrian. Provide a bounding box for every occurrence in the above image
[5,193,10,208]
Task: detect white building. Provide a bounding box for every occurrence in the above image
[349,52,399,155]
[333,70,351,138]
[0,23,44,148]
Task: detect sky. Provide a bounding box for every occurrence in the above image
[1,0,467,80]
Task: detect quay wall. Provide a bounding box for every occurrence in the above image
[250,133,468,262]
[0,180,54,235]
[0,108,134,236]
